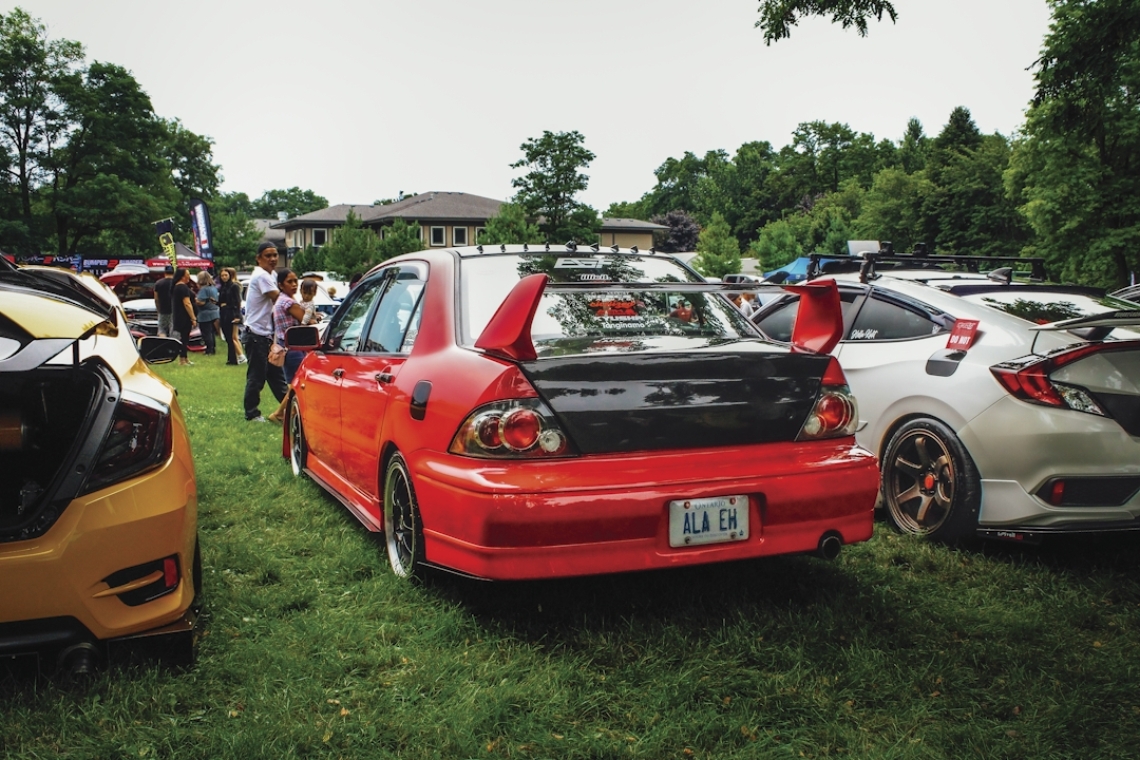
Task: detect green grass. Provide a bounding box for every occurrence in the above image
[3,350,1140,758]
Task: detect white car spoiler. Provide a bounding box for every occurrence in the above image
[1030,310,1140,331]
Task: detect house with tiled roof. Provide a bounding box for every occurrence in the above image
[274,203,380,251]
[272,191,667,251]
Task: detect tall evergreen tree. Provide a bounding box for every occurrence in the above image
[691,212,742,279]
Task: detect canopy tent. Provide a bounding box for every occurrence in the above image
[101,243,213,288]
[145,242,212,271]
[763,256,841,283]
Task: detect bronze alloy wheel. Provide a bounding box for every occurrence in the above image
[288,398,307,478]
[383,453,424,579]
[882,417,980,541]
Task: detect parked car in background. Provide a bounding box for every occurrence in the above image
[751,252,1140,543]
[282,244,879,581]
[0,259,200,673]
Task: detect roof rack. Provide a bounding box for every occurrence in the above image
[806,249,1048,284]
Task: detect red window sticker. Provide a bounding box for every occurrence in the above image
[946,319,979,350]
[589,299,638,317]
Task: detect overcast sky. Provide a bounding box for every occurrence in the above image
[4,0,1052,212]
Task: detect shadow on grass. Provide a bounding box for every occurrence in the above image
[424,552,867,643]
[972,531,1140,572]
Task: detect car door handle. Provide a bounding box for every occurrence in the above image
[376,372,394,384]
[332,368,344,379]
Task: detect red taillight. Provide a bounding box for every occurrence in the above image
[84,391,172,493]
[989,342,1128,415]
[475,415,503,448]
[798,384,858,440]
[991,362,1065,406]
[452,399,574,459]
[501,408,541,451]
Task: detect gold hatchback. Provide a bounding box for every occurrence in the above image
[0,260,199,673]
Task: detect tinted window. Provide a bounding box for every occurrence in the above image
[325,278,386,353]
[459,254,757,356]
[752,290,863,344]
[849,295,943,340]
[363,275,424,353]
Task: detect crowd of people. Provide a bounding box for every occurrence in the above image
[150,242,328,423]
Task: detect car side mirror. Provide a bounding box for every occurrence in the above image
[138,336,183,364]
[285,324,321,350]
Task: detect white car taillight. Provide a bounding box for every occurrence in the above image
[797,357,860,441]
[450,399,575,458]
[990,344,1109,416]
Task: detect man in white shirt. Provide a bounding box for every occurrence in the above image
[242,242,288,421]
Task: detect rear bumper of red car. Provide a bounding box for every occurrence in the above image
[408,440,879,580]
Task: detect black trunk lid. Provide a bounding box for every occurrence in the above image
[520,343,830,454]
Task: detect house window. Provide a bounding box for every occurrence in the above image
[430,226,446,246]
[475,227,486,244]
[312,228,328,248]
[453,227,468,246]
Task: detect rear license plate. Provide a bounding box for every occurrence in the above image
[668,495,749,548]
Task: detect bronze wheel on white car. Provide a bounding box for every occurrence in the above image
[882,418,981,541]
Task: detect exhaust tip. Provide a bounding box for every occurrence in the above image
[58,642,100,677]
[816,532,843,561]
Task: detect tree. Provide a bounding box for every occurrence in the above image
[750,218,803,270]
[897,117,929,174]
[43,61,176,255]
[0,8,220,257]
[0,7,82,252]
[479,201,543,245]
[917,108,1029,257]
[853,167,929,251]
[1008,0,1140,288]
[377,219,423,262]
[652,209,701,253]
[691,212,741,279]
[209,202,259,269]
[604,198,651,221]
[510,130,598,242]
[322,210,380,279]
[250,187,329,219]
[289,245,325,274]
[755,0,898,43]
[162,118,220,210]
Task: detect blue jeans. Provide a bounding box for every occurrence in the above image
[242,332,288,420]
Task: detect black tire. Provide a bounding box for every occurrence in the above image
[881,417,981,541]
[383,453,425,579]
[288,397,307,478]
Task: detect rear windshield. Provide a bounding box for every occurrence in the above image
[459,254,758,357]
[958,290,1140,339]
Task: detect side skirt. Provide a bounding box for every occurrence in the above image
[304,466,384,533]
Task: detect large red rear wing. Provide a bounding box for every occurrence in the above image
[474,276,846,360]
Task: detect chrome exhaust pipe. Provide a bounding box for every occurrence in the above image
[816,532,842,560]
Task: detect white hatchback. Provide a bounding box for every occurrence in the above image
[751,259,1140,542]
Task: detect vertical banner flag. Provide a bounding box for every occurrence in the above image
[189,198,216,261]
[155,218,177,267]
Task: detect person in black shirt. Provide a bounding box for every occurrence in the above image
[171,268,197,366]
[218,266,246,365]
[153,265,175,337]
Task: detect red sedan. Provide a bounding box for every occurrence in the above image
[283,245,878,580]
